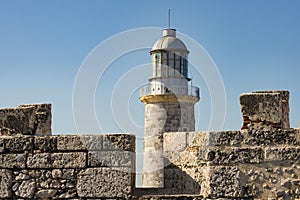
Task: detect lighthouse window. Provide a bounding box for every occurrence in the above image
[155,53,161,60]
[161,65,165,77]
[169,60,174,68]
[169,52,174,59]
[157,63,161,77]
[175,60,180,69]
[162,52,167,60]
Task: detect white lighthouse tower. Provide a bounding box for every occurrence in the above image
[140,27,200,187]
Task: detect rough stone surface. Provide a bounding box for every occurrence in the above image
[103,134,135,151]
[88,151,133,167]
[240,91,290,130]
[0,169,12,198]
[77,167,133,198]
[52,152,86,168]
[0,104,51,135]
[15,180,35,198]
[4,136,33,152]
[35,189,57,199]
[0,154,26,168]
[57,135,102,151]
[0,133,136,199]
[34,136,57,152]
[143,101,196,187]
[164,130,300,199]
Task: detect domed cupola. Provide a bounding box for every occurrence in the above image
[151,28,189,53]
[149,28,190,86]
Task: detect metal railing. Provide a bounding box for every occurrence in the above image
[140,84,199,97]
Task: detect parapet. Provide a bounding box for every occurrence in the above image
[0,104,52,135]
[164,129,300,199]
[0,134,136,199]
[240,90,290,130]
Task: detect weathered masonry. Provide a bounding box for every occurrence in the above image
[0,90,299,199]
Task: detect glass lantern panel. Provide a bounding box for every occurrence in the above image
[157,63,161,77]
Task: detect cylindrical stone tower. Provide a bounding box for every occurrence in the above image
[140,28,200,188]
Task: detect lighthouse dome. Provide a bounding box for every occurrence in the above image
[151,29,189,53]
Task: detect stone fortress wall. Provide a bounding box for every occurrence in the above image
[0,90,299,199]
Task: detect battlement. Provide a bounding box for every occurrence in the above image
[0,133,135,199]
[0,90,299,199]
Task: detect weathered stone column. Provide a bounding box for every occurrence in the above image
[141,95,199,188]
[240,91,290,130]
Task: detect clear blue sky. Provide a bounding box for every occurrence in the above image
[1,0,299,133]
[1,0,300,186]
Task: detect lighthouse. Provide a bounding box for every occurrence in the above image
[140,28,200,187]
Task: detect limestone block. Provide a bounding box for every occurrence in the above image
[77,167,134,198]
[61,169,77,179]
[34,136,57,152]
[164,167,201,194]
[201,166,246,198]
[231,163,300,199]
[57,135,102,151]
[207,131,243,147]
[0,169,12,198]
[15,180,35,198]
[27,153,52,168]
[243,129,300,146]
[103,134,135,151]
[35,189,57,199]
[202,147,264,165]
[88,151,133,167]
[4,136,33,152]
[0,103,51,135]
[27,152,86,168]
[265,147,300,161]
[240,91,290,130]
[0,154,26,168]
[52,152,86,168]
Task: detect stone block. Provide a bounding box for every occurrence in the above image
[27,153,52,168]
[265,147,300,161]
[57,135,85,150]
[164,167,201,194]
[201,147,263,165]
[88,151,133,167]
[61,169,77,179]
[34,136,57,152]
[103,134,135,151]
[243,129,300,146]
[0,169,12,198]
[15,180,35,198]
[240,91,290,130]
[27,152,86,168]
[35,189,57,199]
[52,152,86,168]
[77,167,134,198]
[57,135,102,151]
[0,103,51,135]
[0,154,26,168]
[4,136,33,152]
[201,166,246,198]
[208,131,243,147]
